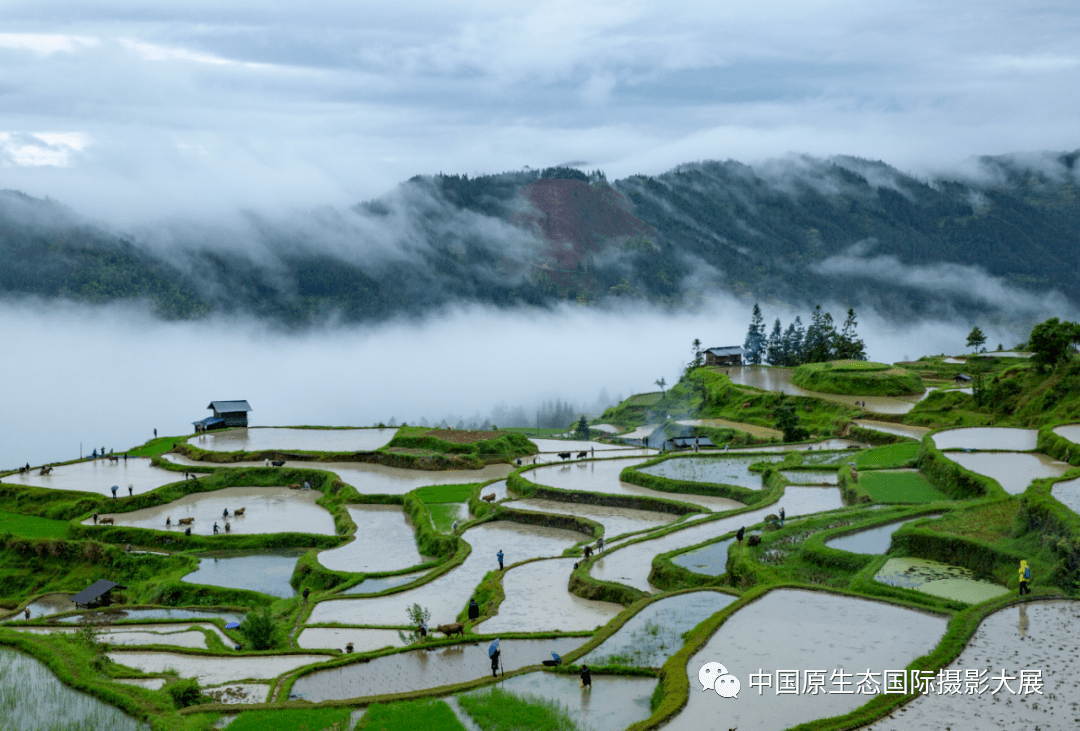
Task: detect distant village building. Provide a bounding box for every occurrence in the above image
[705,346,744,367]
[199,400,252,430]
[954,373,973,383]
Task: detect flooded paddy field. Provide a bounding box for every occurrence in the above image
[527,457,745,511]
[825,514,943,554]
[56,607,244,624]
[591,486,844,592]
[638,454,785,489]
[667,589,947,731]
[528,438,631,453]
[470,671,657,731]
[676,418,782,439]
[307,521,583,626]
[0,456,180,496]
[86,485,337,536]
[182,550,304,597]
[504,497,677,538]
[727,366,924,414]
[875,557,1009,603]
[106,650,330,686]
[475,558,622,634]
[1052,423,1080,445]
[670,538,734,575]
[13,622,230,648]
[854,420,930,440]
[11,592,73,620]
[779,469,838,485]
[942,451,1070,495]
[0,647,148,731]
[203,683,269,704]
[289,637,583,702]
[866,600,1080,731]
[931,426,1039,451]
[583,590,735,667]
[317,505,427,573]
[296,628,406,652]
[341,571,428,595]
[1050,476,1080,515]
[194,427,397,453]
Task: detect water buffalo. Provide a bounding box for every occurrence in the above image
[576,451,588,459]
[177,517,195,526]
[234,507,246,516]
[39,466,53,475]
[224,522,231,533]
[435,622,465,638]
[288,483,302,490]
[107,455,119,463]
[747,534,762,547]
[558,452,571,461]
[481,493,496,503]
[99,517,115,525]
[271,460,286,467]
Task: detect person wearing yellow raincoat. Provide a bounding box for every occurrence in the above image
[1018,560,1031,595]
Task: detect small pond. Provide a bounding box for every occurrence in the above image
[0,457,180,497]
[475,558,622,634]
[582,590,735,667]
[296,628,405,653]
[56,607,244,624]
[0,647,149,731]
[666,589,948,731]
[779,469,837,485]
[1050,476,1080,516]
[670,538,735,576]
[825,514,943,554]
[463,671,657,731]
[874,557,1009,603]
[943,451,1070,495]
[194,427,397,453]
[931,426,1039,451]
[341,571,428,595]
[638,454,785,489]
[864,599,1080,730]
[182,550,304,598]
[106,651,330,686]
[87,485,337,536]
[317,505,428,573]
[289,637,583,701]
[505,497,677,538]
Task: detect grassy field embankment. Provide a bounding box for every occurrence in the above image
[790,360,924,396]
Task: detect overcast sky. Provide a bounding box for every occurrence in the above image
[1,0,1078,223]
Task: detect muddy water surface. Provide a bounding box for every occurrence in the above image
[203,683,269,703]
[667,589,947,731]
[296,628,405,652]
[528,438,630,453]
[1052,423,1080,447]
[341,571,428,595]
[505,497,677,538]
[289,637,582,701]
[639,454,785,489]
[476,558,622,634]
[865,600,1080,731]
[825,515,942,554]
[875,557,1009,603]
[854,420,929,440]
[195,427,397,453]
[307,521,583,626]
[528,457,744,512]
[728,366,923,414]
[591,486,843,592]
[106,651,330,686]
[583,590,735,667]
[931,427,1039,451]
[14,623,228,648]
[14,593,73,620]
[1050,476,1080,515]
[671,538,735,576]
[182,550,304,597]
[57,608,243,624]
[86,485,337,536]
[1,457,180,496]
[474,671,657,731]
[943,451,1069,494]
[318,505,427,573]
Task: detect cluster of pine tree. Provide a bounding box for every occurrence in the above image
[743,304,867,366]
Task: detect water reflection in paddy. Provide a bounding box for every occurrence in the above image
[583,591,734,667]
[296,628,405,652]
[13,593,73,620]
[591,486,843,592]
[182,550,304,598]
[779,469,837,485]
[106,651,330,686]
[341,571,428,595]
[307,521,583,626]
[0,457,180,496]
[86,486,337,536]
[528,438,629,453]
[318,505,427,573]
[639,454,784,489]
[1050,476,1080,516]
[475,558,622,634]
[528,458,744,512]
[505,497,677,538]
[671,538,734,576]
[56,608,244,624]
[290,637,582,701]
[943,451,1069,495]
[468,671,657,731]
[1052,423,1080,446]
[854,420,929,440]
[866,600,1080,731]
[0,648,148,731]
[14,622,229,649]
[931,427,1039,451]
[874,557,1009,603]
[195,427,397,453]
[727,366,923,414]
[825,514,942,554]
[667,589,947,731]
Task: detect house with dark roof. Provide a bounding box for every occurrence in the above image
[207,400,252,428]
[704,346,743,367]
[71,579,128,609]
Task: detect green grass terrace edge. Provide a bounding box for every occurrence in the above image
[790,360,926,397]
[917,434,1009,500]
[506,464,706,516]
[1019,470,1080,593]
[618,452,787,507]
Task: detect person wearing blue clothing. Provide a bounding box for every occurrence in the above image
[110,485,118,499]
[779,507,785,527]
[92,448,98,459]
[497,549,504,570]
[213,522,220,535]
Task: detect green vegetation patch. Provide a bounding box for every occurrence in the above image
[0,510,70,539]
[858,471,948,503]
[229,706,351,731]
[124,435,188,458]
[361,698,466,731]
[854,442,920,469]
[791,360,925,396]
[459,687,580,731]
[428,503,465,533]
[414,484,476,503]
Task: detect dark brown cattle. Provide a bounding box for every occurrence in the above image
[576,451,588,459]
[481,493,496,503]
[99,517,115,525]
[558,452,571,461]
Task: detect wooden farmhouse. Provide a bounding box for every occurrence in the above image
[704,346,744,367]
[71,579,127,609]
[207,400,252,427]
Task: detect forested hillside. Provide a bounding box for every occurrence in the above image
[1,151,1077,325]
